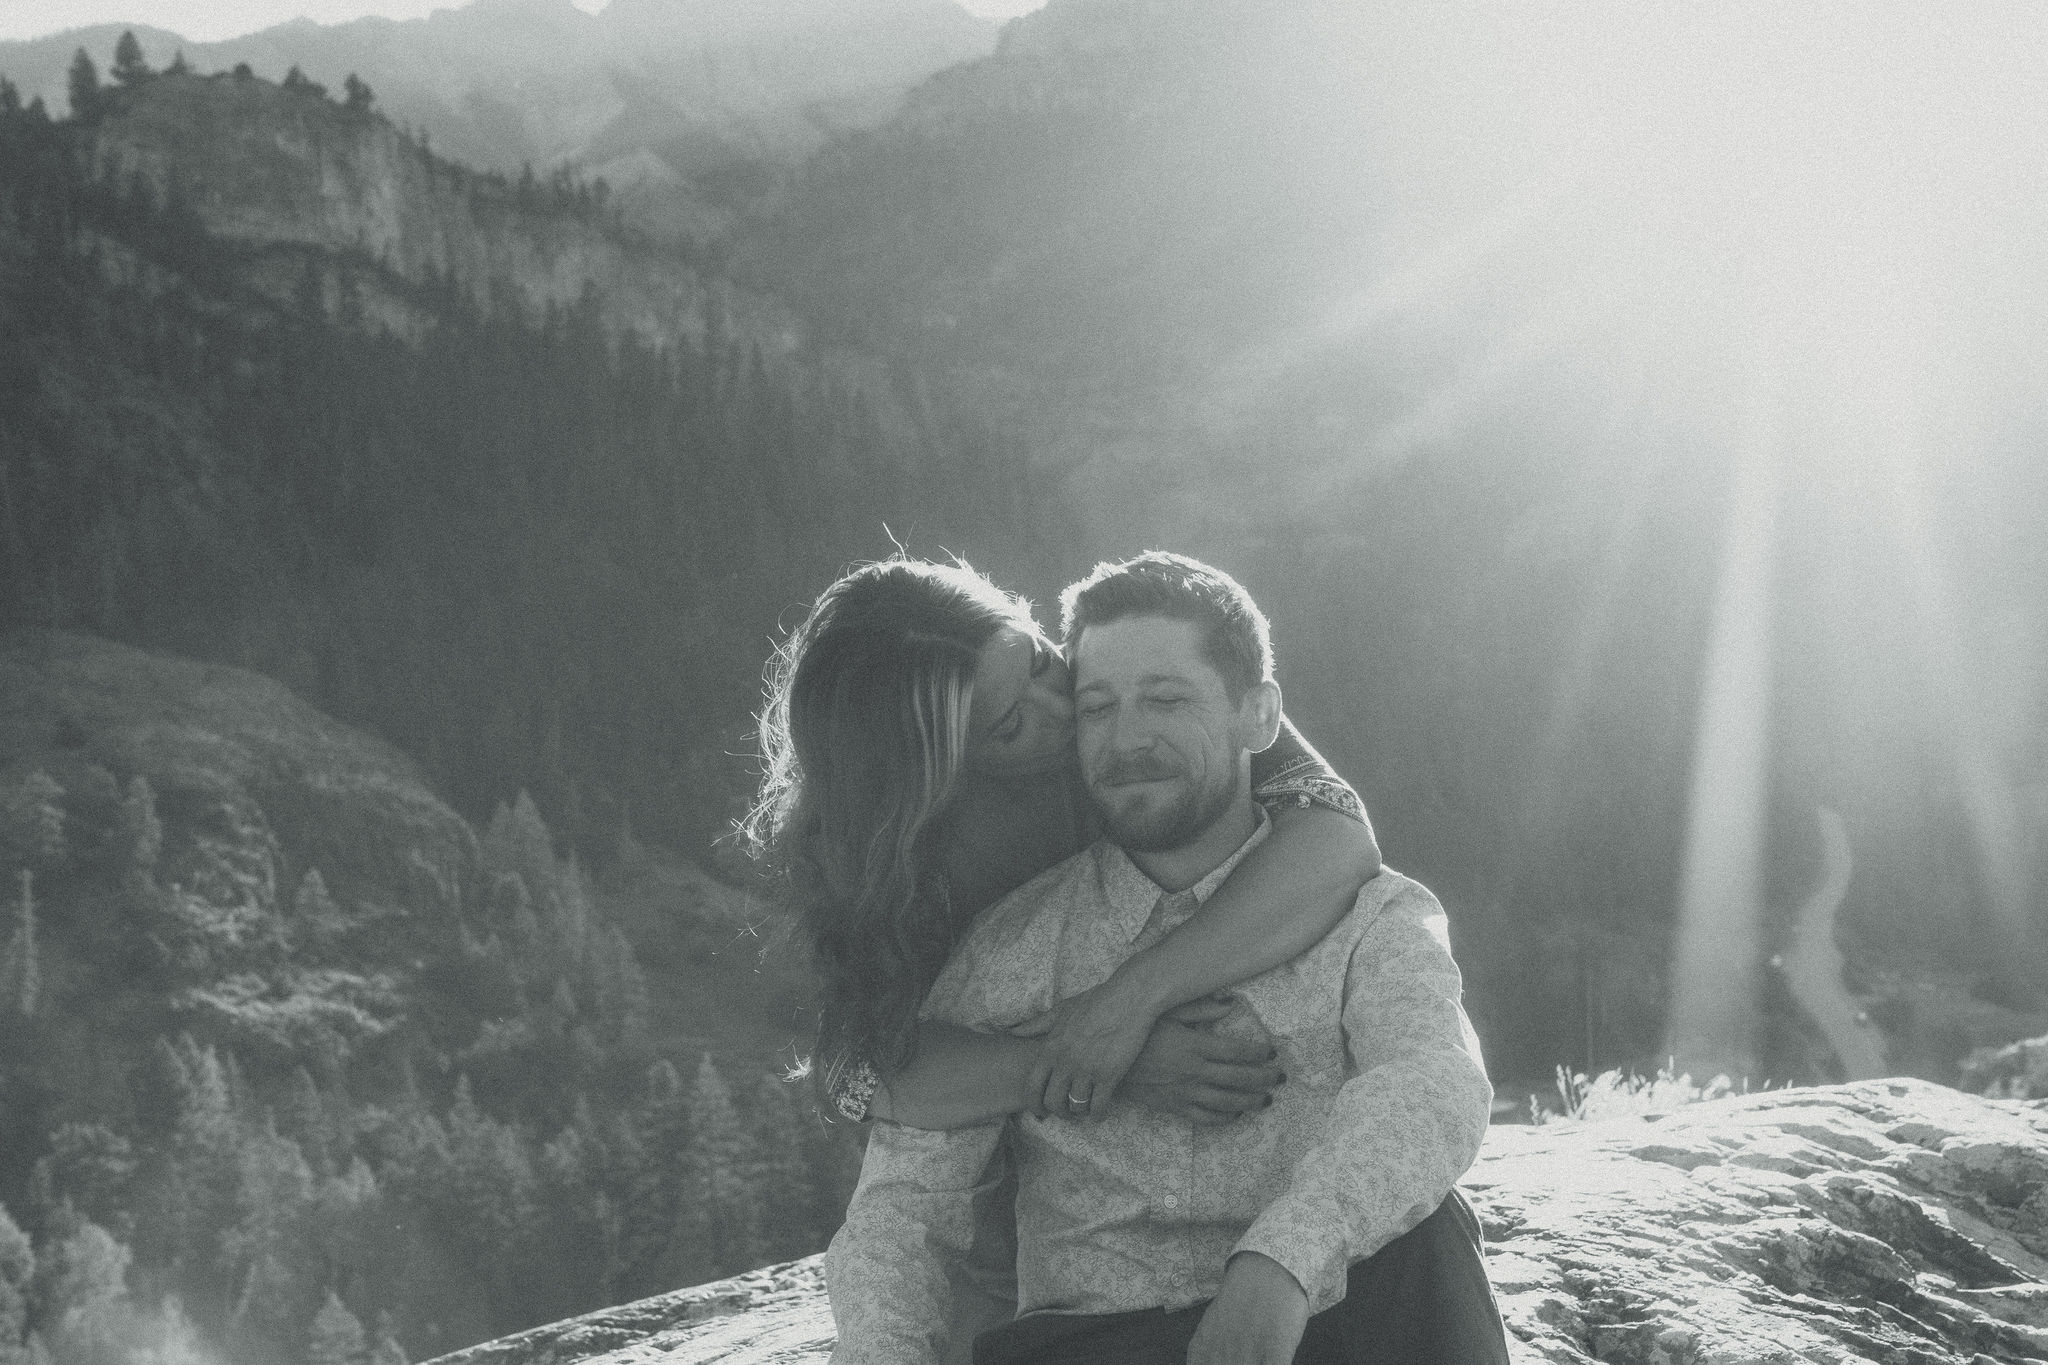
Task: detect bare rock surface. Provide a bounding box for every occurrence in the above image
[427,1079,2047,1365]
[426,1262,832,1365]
[1476,1079,2047,1363]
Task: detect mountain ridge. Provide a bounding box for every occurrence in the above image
[78,63,809,360]
[0,0,999,238]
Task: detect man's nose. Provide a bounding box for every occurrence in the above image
[1104,707,1155,753]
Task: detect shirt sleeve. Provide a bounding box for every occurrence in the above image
[1252,713,1369,826]
[1230,877,1493,1312]
[825,1119,1009,1365]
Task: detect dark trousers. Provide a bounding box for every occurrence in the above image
[973,1190,1510,1365]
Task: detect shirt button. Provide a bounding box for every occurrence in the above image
[1163,1194,1180,1209]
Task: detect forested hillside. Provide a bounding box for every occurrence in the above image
[0,631,860,1365]
[0,60,1066,1365]
[0,59,1064,862]
[0,0,998,242]
[1,17,2044,1365]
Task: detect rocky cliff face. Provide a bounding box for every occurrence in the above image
[422,1079,2048,1365]
[86,70,808,360]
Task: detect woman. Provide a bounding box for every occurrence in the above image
[745,557,1380,1130]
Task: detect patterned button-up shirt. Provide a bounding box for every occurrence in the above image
[824,816,1494,1364]
[827,722,1366,1124]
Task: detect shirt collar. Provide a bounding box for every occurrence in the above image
[1095,807,1274,946]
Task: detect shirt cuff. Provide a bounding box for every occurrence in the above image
[1231,1203,1350,1315]
[1252,769,1366,824]
[831,1057,880,1122]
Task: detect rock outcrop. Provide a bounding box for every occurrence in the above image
[426,1079,2048,1365]
[83,70,806,359]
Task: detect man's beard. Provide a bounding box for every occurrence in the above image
[1090,763,1240,852]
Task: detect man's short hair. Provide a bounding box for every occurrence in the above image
[1059,551,1274,699]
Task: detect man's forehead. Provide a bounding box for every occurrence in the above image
[1072,615,1218,687]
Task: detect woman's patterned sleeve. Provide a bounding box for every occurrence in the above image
[829,1055,881,1123]
[1251,714,1367,824]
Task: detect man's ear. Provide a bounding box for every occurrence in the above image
[1241,679,1283,754]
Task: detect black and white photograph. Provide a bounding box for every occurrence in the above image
[0,1,2044,1362]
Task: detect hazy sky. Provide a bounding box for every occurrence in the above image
[0,0,1045,43]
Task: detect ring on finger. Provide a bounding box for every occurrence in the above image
[1065,1090,1091,1108]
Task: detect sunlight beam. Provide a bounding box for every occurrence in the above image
[1663,359,1782,1079]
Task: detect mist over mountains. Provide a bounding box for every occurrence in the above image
[0,8,2044,1364]
[0,0,998,238]
[9,0,2046,1103]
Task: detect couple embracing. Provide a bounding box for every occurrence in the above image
[747,551,1511,1365]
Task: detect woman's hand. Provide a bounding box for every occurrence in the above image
[1017,994,1283,1124]
[1012,975,1160,1119]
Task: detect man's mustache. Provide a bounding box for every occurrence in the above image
[1091,758,1184,786]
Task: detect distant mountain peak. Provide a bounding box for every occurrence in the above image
[0,0,996,229]
[601,0,991,42]
[440,0,599,28]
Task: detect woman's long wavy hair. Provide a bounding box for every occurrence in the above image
[743,557,1035,1106]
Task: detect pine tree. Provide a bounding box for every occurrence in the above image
[223,1251,296,1365]
[551,856,593,968]
[0,1204,32,1365]
[279,1067,332,1174]
[621,1060,685,1293]
[307,1290,366,1365]
[746,1076,817,1263]
[111,32,151,87]
[117,776,161,890]
[0,871,37,1016]
[157,1039,238,1295]
[132,1038,190,1145]
[281,67,327,99]
[481,793,559,926]
[289,868,344,951]
[66,50,101,122]
[530,1118,603,1319]
[666,1057,759,1287]
[342,75,374,115]
[26,1127,135,1232]
[367,1311,405,1365]
[586,924,650,1054]
[35,1219,131,1365]
[126,1294,204,1365]
[2,771,64,868]
[307,1159,379,1299]
[440,1077,535,1313]
[218,1113,316,1360]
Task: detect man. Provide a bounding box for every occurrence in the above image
[827,551,1509,1364]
